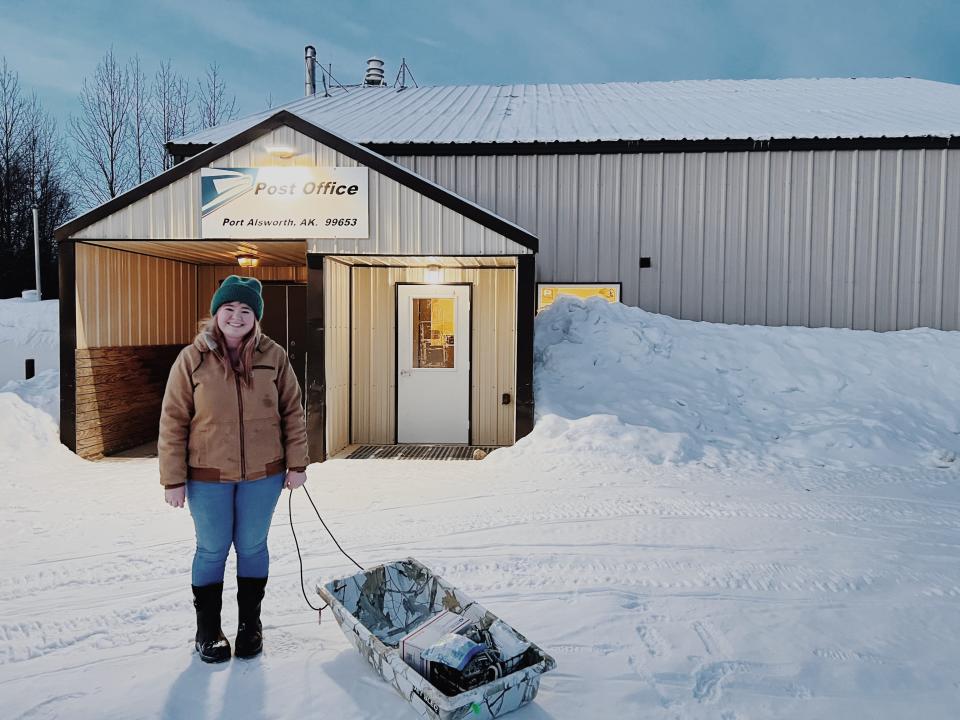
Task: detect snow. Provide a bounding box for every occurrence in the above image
[2,297,960,719]
[176,77,960,147]
[0,297,58,389]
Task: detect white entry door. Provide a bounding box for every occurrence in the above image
[397,284,471,443]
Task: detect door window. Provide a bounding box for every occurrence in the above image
[412,297,455,369]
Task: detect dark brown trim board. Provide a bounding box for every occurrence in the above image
[59,241,77,452]
[60,110,538,253]
[515,254,535,441]
[366,135,960,157]
[305,253,327,463]
[172,134,960,160]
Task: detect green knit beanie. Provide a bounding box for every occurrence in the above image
[210,275,264,320]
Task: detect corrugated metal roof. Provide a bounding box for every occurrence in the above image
[175,77,960,147]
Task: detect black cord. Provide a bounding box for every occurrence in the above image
[288,484,365,617]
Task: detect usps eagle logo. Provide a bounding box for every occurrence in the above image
[201,168,259,218]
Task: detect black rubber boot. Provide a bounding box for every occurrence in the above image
[192,582,232,663]
[235,576,267,659]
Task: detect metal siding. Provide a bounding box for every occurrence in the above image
[786,152,810,326]
[535,155,558,282]
[829,151,854,328]
[867,150,883,330]
[897,150,922,330]
[325,260,350,456]
[351,268,370,442]
[944,153,960,330]
[477,156,497,218]
[576,154,601,282]
[919,150,945,328]
[744,152,770,325]
[660,153,684,317]
[638,154,663,312]
[808,151,835,327]
[495,155,518,222]
[350,265,516,446]
[598,154,622,290]
[496,268,517,443]
[875,149,903,331]
[763,152,790,325]
[516,155,538,237]
[556,154,579,280]
[680,153,705,320]
[701,153,732,322]
[848,151,879,330]
[615,154,641,307]
[75,244,195,349]
[454,155,478,202]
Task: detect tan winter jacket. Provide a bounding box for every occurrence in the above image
[158,330,309,488]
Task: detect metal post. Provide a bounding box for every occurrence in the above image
[32,206,42,300]
[305,45,316,97]
[25,358,35,380]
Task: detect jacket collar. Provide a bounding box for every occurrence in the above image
[193,328,267,355]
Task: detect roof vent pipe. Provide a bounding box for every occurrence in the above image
[364,57,385,86]
[305,45,316,96]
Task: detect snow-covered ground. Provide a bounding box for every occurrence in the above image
[1,296,959,719]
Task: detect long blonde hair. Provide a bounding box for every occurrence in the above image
[197,316,261,387]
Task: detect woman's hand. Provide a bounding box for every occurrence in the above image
[285,469,307,490]
[165,486,186,508]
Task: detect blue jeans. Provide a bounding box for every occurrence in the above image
[186,472,285,586]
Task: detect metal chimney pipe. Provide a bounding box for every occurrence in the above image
[305,45,316,96]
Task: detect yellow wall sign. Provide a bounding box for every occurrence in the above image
[537,284,621,313]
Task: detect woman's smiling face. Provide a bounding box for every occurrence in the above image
[216,302,255,343]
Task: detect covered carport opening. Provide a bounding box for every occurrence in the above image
[59,238,306,460]
[315,254,529,460]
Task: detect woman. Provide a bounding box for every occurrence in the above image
[159,275,309,663]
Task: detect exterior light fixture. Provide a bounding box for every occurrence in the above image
[237,255,260,268]
[425,264,442,283]
[264,144,299,159]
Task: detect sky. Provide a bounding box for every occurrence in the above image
[1,0,959,130]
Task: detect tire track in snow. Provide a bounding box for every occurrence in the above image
[429,555,894,596]
[0,599,187,667]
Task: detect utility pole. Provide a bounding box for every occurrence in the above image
[32,206,42,300]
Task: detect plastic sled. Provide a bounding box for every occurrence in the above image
[317,557,556,719]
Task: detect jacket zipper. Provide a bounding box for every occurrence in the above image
[235,374,246,480]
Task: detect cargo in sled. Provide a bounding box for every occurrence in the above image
[317,557,556,720]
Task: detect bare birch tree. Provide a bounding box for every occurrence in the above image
[151,59,192,171]
[195,62,237,130]
[69,48,132,205]
[128,55,152,184]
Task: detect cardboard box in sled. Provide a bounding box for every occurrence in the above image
[317,557,556,720]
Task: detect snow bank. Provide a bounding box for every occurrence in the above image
[0,297,58,386]
[517,297,960,471]
[2,369,60,425]
[0,391,72,463]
